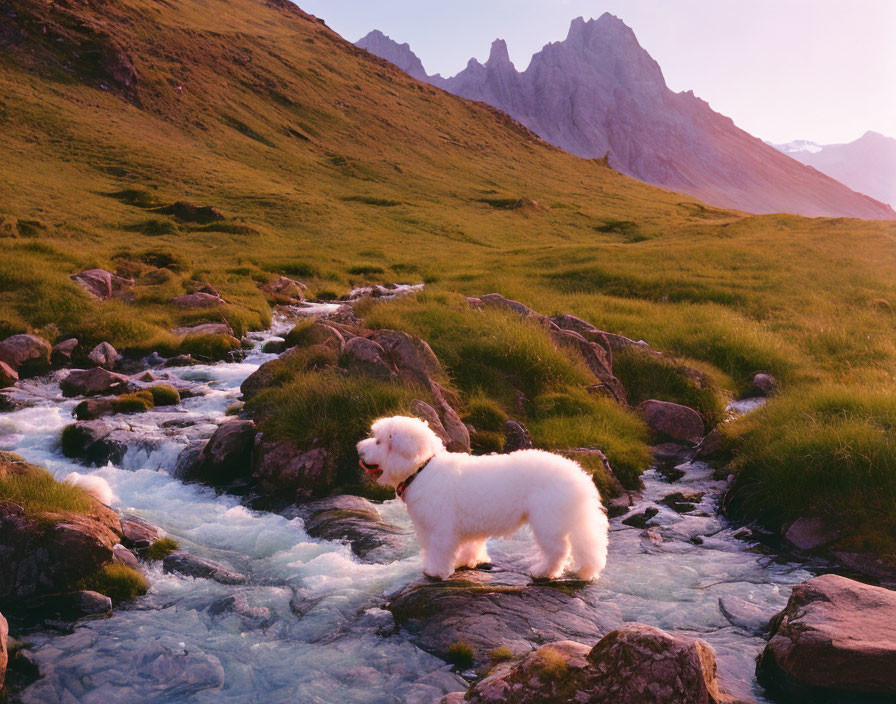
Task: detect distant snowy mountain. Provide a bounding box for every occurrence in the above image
[771,132,896,208]
[357,16,895,220]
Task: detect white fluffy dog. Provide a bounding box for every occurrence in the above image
[64,471,117,506]
[357,416,609,581]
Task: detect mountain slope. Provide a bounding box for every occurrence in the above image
[357,16,894,220]
[772,131,896,208]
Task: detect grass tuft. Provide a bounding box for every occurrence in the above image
[445,640,475,669]
[77,563,149,603]
[147,384,181,406]
[0,452,92,514]
[113,391,155,414]
[143,537,179,561]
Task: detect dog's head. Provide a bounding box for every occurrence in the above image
[357,415,445,488]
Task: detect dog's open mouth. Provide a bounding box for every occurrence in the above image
[359,459,382,479]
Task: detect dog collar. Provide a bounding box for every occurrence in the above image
[396,456,434,501]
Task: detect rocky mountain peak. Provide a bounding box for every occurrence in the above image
[487,38,512,67]
[356,29,429,81]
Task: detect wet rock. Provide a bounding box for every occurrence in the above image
[758,574,896,701]
[189,420,256,486]
[71,268,133,300]
[252,435,334,501]
[750,373,778,398]
[162,201,224,223]
[637,399,705,444]
[659,516,722,542]
[164,354,196,367]
[86,342,121,369]
[73,397,116,421]
[51,338,79,368]
[0,334,51,377]
[0,467,122,599]
[655,465,686,482]
[171,440,207,482]
[60,367,133,397]
[129,642,226,696]
[386,566,622,666]
[120,514,166,548]
[291,495,409,562]
[172,322,233,337]
[112,543,140,570]
[695,428,725,459]
[207,593,271,626]
[61,420,122,464]
[503,420,533,452]
[261,276,307,303]
[783,517,841,551]
[659,491,705,513]
[651,443,693,466]
[621,507,659,528]
[0,361,17,389]
[0,610,6,693]
[162,552,247,585]
[467,625,730,704]
[342,337,395,380]
[20,590,113,622]
[261,339,286,354]
[172,292,225,308]
[718,596,773,634]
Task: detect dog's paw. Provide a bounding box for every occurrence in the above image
[422,570,448,581]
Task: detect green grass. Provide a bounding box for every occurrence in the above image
[178,333,240,361]
[726,385,896,554]
[0,452,92,514]
[445,640,475,669]
[0,0,895,554]
[147,384,180,406]
[143,537,180,560]
[112,391,155,414]
[77,563,149,603]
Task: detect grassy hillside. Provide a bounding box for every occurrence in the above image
[1,0,896,553]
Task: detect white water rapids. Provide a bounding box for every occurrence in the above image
[0,315,812,703]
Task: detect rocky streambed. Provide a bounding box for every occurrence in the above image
[0,299,890,703]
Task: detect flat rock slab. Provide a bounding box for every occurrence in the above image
[162,552,247,585]
[758,574,896,701]
[386,564,622,665]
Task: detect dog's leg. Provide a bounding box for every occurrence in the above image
[422,535,459,580]
[530,530,571,580]
[455,539,490,569]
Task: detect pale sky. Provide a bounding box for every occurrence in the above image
[298,0,896,145]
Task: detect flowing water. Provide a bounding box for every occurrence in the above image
[0,314,812,704]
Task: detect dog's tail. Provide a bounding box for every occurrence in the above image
[569,483,609,581]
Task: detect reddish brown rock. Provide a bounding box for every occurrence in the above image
[261,276,307,303]
[0,334,51,377]
[51,338,79,367]
[71,268,133,300]
[783,517,841,551]
[342,337,395,380]
[637,399,705,444]
[189,420,256,485]
[0,361,17,389]
[172,292,225,308]
[369,329,444,388]
[550,327,627,404]
[750,373,779,397]
[758,574,896,700]
[252,435,334,501]
[87,341,121,369]
[468,625,730,704]
[61,367,132,397]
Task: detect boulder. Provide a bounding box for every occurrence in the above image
[51,338,79,367]
[695,428,725,459]
[120,514,166,549]
[386,566,622,666]
[172,292,225,308]
[87,341,121,369]
[636,400,705,444]
[0,361,17,389]
[750,373,779,397]
[0,334,51,377]
[758,574,896,701]
[342,337,395,380]
[112,543,141,570]
[60,367,132,397]
[0,610,6,693]
[60,420,138,465]
[478,293,544,320]
[718,596,773,634]
[162,552,246,584]
[261,276,307,303]
[189,420,256,486]
[288,495,409,562]
[252,435,334,501]
[71,268,132,300]
[73,397,118,420]
[783,516,841,551]
[369,329,444,388]
[550,314,650,353]
[429,383,471,453]
[503,420,533,452]
[19,590,113,622]
[550,327,627,404]
[0,490,122,599]
[467,625,729,704]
